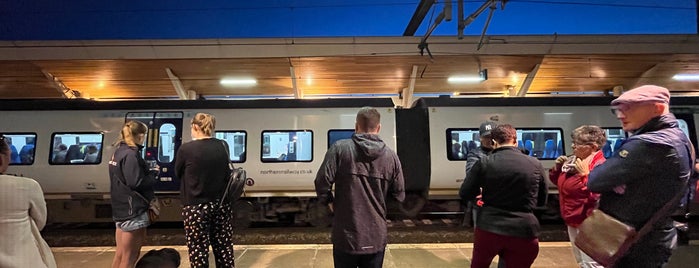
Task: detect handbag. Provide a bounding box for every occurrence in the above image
[574,209,637,266]
[575,140,693,266]
[134,191,160,223]
[575,180,689,266]
[219,140,247,207]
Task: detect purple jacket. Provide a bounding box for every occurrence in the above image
[315,134,405,254]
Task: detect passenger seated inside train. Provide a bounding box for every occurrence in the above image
[66,144,84,162]
[52,144,68,163]
[83,145,100,163]
[18,137,36,164]
[452,142,464,159]
[6,137,20,164]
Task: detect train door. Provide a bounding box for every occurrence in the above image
[125,112,183,192]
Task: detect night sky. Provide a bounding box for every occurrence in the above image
[0,0,696,40]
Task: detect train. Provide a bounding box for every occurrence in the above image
[1,96,698,227]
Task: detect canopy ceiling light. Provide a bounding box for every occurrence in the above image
[448,69,488,83]
[672,74,699,81]
[220,78,257,86]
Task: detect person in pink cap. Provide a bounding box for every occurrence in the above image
[588,85,693,267]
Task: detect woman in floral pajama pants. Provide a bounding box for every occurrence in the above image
[176,113,236,268]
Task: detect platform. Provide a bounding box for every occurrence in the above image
[52,242,699,268]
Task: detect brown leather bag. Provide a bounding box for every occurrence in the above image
[575,182,689,266]
[574,209,637,266]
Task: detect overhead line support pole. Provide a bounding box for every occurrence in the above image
[403,0,436,36]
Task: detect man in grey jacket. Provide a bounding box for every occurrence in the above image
[315,107,405,268]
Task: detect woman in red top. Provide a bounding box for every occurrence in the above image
[549,125,606,268]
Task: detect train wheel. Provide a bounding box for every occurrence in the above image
[233,200,253,229]
[399,194,426,218]
[307,203,332,228]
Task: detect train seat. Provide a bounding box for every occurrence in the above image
[461,141,469,156]
[602,140,613,158]
[66,145,84,161]
[468,140,477,154]
[524,140,534,156]
[543,139,557,158]
[613,138,624,154]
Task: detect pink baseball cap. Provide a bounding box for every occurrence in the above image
[611,85,670,106]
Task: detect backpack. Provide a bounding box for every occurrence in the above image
[220,166,246,207]
[219,140,247,207]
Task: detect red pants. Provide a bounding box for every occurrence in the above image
[471,228,539,268]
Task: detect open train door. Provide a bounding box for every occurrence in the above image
[125,112,183,192]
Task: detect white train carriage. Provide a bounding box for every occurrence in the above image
[2,96,698,226]
[1,98,397,227]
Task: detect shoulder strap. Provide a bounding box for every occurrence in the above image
[220,140,234,170]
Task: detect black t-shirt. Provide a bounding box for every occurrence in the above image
[175,138,231,206]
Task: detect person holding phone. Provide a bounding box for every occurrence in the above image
[549,125,607,268]
[109,120,158,268]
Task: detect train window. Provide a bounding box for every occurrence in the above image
[1,133,37,165]
[215,131,247,163]
[517,128,565,160]
[602,128,627,158]
[50,132,104,165]
[445,128,479,161]
[328,129,354,148]
[157,124,176,163]
[261,130,313,162]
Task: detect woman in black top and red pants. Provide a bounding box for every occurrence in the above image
[175,113,234,268]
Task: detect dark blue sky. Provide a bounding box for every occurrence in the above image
[0,0,696,40]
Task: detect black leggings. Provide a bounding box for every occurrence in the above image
[182,201,235,268]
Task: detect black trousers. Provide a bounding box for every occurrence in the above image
[333,248,385,268]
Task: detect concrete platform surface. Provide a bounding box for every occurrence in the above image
[51,242,699,268]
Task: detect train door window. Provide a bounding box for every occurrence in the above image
[261,130,313,162]
[1,133,37,165]
[157,123,176,163]
[328,129,354,148]
[602,128,627,158]
[517,128,564,160]
[50,132,104,165]
[445,128,479,161]
[215,131,247,163]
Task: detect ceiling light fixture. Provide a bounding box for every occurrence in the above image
[672,74,699,81]
[220,78,257,86]
[448,76,483,83]
[448,69,488,83]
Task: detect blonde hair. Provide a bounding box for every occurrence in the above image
[191,113,216,137]
[114,120,148,147]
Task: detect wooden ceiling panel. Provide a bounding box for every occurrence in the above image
[0,52,698,99]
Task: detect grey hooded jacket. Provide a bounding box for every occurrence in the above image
[315,133,405,254]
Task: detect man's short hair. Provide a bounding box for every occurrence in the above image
[356,107,381,132]
[491,124,517,144]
